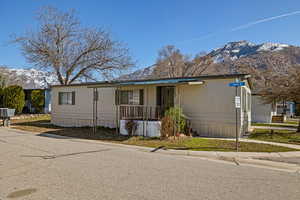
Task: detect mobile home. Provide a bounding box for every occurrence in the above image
[51,74,251,138]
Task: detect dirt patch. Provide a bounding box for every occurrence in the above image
[219,156,240,165]
[7,188,37,198]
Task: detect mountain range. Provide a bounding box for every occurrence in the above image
[120,40,300,80]
[0,66,57,89]
[208,40,290,63]
[1,40,300,88]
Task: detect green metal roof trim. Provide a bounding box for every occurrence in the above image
[51,73,251,88]
[118,78,199,85]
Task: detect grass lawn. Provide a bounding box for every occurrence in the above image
[10,116,297,152]
[122,137,295,152]
[249,129,300,145]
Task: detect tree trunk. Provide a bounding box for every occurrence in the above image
[297,120,300,133]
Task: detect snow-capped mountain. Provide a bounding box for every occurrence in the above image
[118,65,155,80]
[208,40,290,63]
[119,41,293,80]
[0,67,58,89]
[0,41,295,85]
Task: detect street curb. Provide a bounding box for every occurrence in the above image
[5,127,300,172]
[6,127,300,159]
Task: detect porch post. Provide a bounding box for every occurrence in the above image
[95,88,98,134]
[92,88,96,135]
[116,87,120,135]
[176,86,181,137]
[178,86,181,136]
[142,86,146,137]
[145,87,149,137]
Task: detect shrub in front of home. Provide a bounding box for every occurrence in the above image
[164,107,186,134]
[125,119,138,136]
[3,85,25,114]
[31,90,45,113]
[161,116,175,138]
[0,87,4,107]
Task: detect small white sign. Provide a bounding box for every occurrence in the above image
[235,96,241,108]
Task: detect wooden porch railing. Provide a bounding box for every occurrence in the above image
[117,105,195,136]
[118,105,167,121]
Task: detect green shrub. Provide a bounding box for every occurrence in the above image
[31,90,45,113]
[164,106,186,133]
[3,85,25,113]
[0,74,6,107]
[0,88,4,107]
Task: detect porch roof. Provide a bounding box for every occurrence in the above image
[117,77,200,86]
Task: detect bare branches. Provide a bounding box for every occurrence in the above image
[14,6,133,85]
[236,62,300,103]
[153,45,213,78]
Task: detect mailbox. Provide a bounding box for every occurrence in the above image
[0,108,15,127]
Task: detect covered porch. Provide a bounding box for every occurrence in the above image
[90,78,204,137]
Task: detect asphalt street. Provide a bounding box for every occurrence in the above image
[0,128,299,200]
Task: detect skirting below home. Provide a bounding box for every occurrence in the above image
[119,120,161,137]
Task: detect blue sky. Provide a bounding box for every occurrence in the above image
[1,0,300,70]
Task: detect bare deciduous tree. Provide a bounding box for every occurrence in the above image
[285,69,300,131]
[187,54,213,76]
[14,7,133,85]
[236,63,299,102]
[237,63,300,131]
[153,45,213,78]
[155,45,187,78]
[0,73,6,88]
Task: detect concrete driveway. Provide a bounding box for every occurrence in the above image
[0,128,300,200]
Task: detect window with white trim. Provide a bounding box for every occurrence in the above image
[120,90,133,104]
[58,92,75,105]
[115,90,144,105]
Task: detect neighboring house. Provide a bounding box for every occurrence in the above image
[251,94,277,123]
[23,88,52,114]
[51,74,251,138]
[277,101,295,118]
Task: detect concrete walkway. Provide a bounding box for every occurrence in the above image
[241,138,300,149]
[252,125,297,131]
[271,123,298,127]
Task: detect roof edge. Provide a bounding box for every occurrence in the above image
[51,73,250,88]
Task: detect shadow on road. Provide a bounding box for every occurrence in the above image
[12,119,130,142]
[20,149,111,159]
